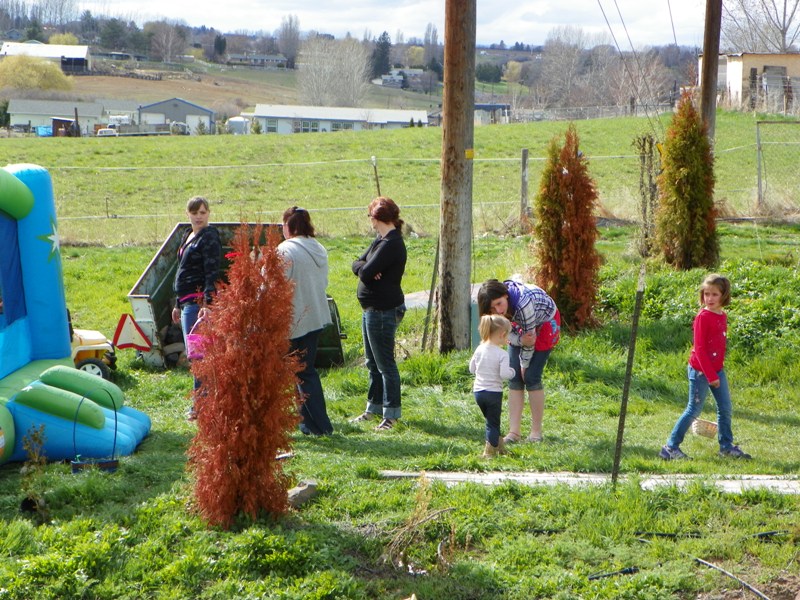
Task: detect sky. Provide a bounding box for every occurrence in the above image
[81,0,708,49]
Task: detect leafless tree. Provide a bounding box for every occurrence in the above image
[298,36,370,107]
[146,20,188,63]
[603,49,673,107]
[423,22,440,65]
[277,14,300,68]
[537,26,590,107]
[723,0,800,52]
[37,0,77,32]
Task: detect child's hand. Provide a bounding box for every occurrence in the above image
[710,379,720,388]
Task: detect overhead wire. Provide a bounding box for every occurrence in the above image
[613,0,667,138]
[595,0,665,140]
[666,0,680,47]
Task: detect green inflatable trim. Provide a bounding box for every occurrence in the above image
[14,382,105,429]
[39,366,124,410]
[0,404,15,463]
[0,358,73,404]
[0,169,34,220]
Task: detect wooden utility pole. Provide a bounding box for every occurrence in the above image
[699,0,722,144]
[438,0,477,352]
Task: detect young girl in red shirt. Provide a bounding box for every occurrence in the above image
[659,274,751,460]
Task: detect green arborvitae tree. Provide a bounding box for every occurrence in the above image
[655,92,718,270]
[532,123,600,331]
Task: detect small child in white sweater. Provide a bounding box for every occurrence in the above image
[469,314,515,457]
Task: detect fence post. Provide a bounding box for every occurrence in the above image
[756,122,763,211]
[520,148,529,222]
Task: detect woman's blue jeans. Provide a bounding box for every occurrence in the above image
[180,302,201,391]
[291,328,333,435]
[361,305,405,420]
[667,366,734,451]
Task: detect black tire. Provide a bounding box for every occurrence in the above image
[76,358,111,380]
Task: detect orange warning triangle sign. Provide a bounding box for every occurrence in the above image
[113,314,152,351]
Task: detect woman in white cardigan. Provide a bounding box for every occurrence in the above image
[278,206,333,435]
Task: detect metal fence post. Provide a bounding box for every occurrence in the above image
[520,148,529,222]
[756,121,763,211]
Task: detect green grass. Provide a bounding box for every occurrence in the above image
[2,221,799,598]
[2,109,793,246]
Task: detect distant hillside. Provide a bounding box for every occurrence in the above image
[66,63,441,114]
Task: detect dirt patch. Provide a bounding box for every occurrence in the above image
[70,72,297,110]
[697,573,800,600]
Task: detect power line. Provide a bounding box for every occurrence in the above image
[596,0,664,140]
[666,0,679,48]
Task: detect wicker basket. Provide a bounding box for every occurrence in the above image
[691,418,718,438]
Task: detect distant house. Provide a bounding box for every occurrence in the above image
[475,103,511,125]
[138,98,214,133]
[700,52,800,109]
[0,41,92,73]
[3,29,24,41]
[226,53,286,68]
[6,99,104,134]
[244,104,428,134]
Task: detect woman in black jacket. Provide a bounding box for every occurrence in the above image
[171,196,221,413]
[349,197,407,431]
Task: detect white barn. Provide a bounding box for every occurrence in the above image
[245,104,428,134]
[1,41,92,72]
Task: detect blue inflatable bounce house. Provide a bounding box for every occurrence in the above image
[0,164,150,466]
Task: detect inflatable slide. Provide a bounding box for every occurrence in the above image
[0,164,150,465]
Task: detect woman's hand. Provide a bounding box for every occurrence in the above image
[521,331,536,348]
[171,307,180,323]
[198,307,210,320]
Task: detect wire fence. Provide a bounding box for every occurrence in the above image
[49,134,799,246]
[755,120,800,213]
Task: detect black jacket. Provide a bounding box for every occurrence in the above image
[352,229,406,310]
[173,225,221,307]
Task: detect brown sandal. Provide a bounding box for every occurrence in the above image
[375,418,397,431]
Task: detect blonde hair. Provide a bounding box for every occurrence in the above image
[699,273,731,307]
[478,314,512,342]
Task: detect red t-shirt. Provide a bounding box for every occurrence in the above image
[688,308,727,384]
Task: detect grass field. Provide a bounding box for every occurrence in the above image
[3,109,796,247]
[2,114,800,598]
[2,219,800,598]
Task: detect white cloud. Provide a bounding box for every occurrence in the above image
[82,0,706,47]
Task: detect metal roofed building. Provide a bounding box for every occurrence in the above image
[245,104,428,134]
[1,41,92,72]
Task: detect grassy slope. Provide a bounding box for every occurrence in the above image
[65,64,440,112]
[1,109,787,247]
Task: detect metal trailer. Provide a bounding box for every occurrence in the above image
[126,222,345,369]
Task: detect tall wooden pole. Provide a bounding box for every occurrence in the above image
[700,0,722,144]
[437,0,476,352]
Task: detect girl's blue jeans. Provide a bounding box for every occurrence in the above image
[474,390,502,446]
[667,366,734,451]
[361,305,405,420]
